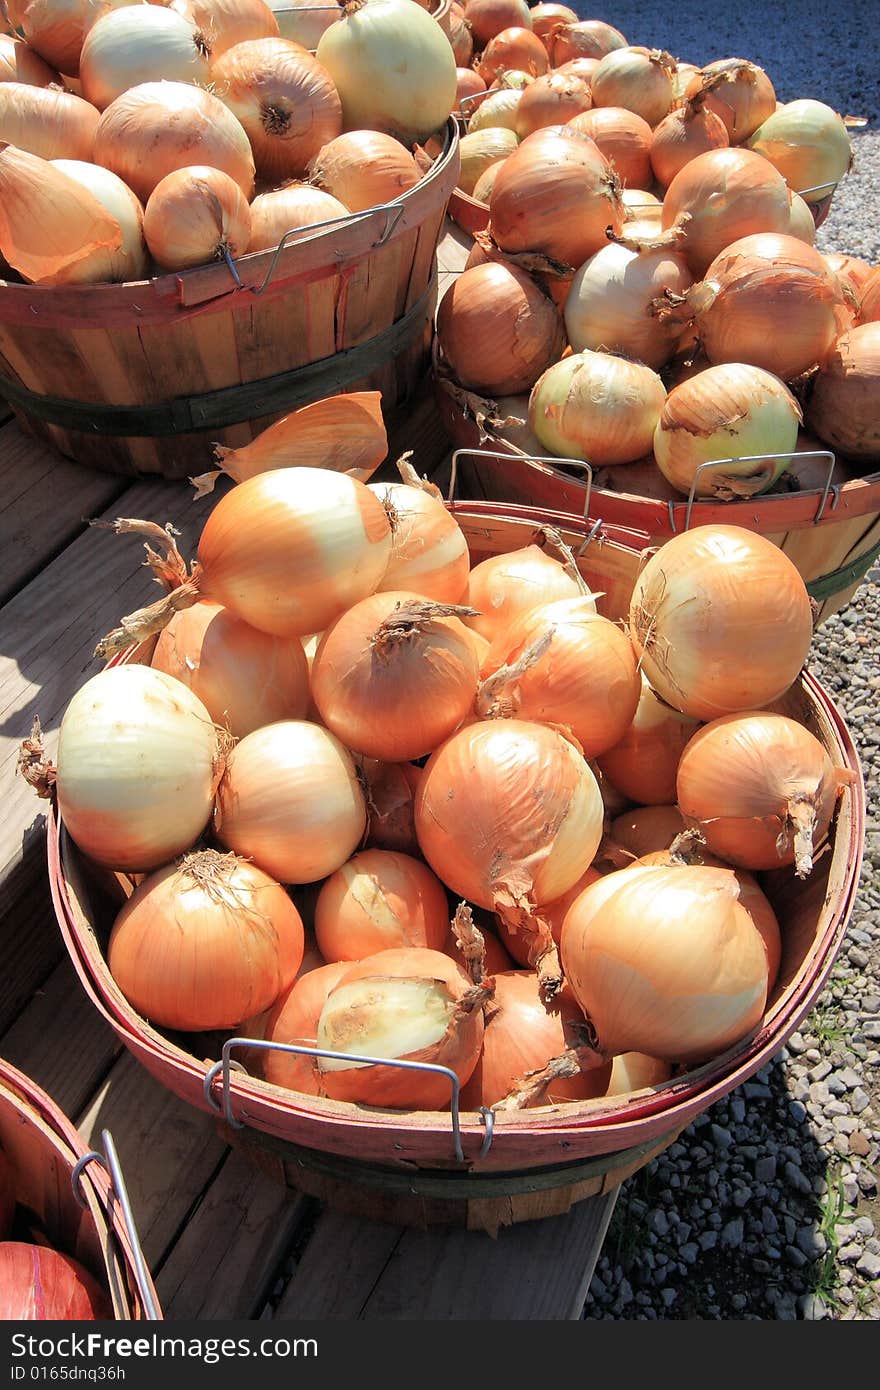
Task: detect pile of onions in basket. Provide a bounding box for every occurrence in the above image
[22,421,855,1119]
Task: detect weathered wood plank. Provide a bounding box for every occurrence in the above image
[271,1208,403,1320]
[0,869,64,1036]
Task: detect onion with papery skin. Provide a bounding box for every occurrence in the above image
[107,848,305,1030]
[456,66,486,109]
[369,468,470,604]
[652,363,803,499]
[649,94,729,188]
[211,38,342,183]
[466,86,522,135]
[0,81,99,160]
[677,712,853,878]
[560,863,769,1062]
[0,1244,111,1320]
[564,241,693,370]
[55,664,223,873]
[457,125,518,195]
[513,71,592,139]
[246,181,348,251]
[150,599,309,738]
[358,757,422,854]
[858,267,880,323]
[262,959,350,1094]
[78,6,211,111]
[496,864,602,967]
[478,597,641,758]
[567,105,652,188]
[316,0,456,145]
[315,946,490,1109]
[214,719,366,883]
[463,542,587,644]
[628,524,814,722]
[596,672,701,806]
[590,46,675,128]
[806,322,880,461]
[0,32,60,84]
[488,126,624,268]
[314,848,451,962]
[609,804,686,859]
[529,350,667,467]
[308,128,420,212]
[463,0,531,49]
[528,2,577,51]
[0,147,124,285]
[94,81,256,202]
[748,99,853,204]
[553,55,599,87]
[443,3,472,67]
[266,0,340,49]
[436,259,566,395]
[50,156,147,281]
[787,190,817,245]
[20,0,99,75]
[143,165,251,271]
[471,159,507,204]
[548,19,627,67]
[172,0,279,57]
[824,254,874,306]
[477,26,549,85]
[687,59,776,144]
[661,146,793,277]
[311,590,481,762]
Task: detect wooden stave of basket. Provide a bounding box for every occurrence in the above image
[0,1055,161,1318]
[0,117,461,481]
[43,504,865,1229]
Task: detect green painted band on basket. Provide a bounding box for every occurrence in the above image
[805,537,880,602]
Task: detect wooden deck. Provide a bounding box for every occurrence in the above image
[0,221,619,1322]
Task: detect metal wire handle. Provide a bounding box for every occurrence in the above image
[203,1038,495,1163]
[448,448,595,523]
[222,202,406,297]
[676,449,839,533]
[72,1130,161,1321]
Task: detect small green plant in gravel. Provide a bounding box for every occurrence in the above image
[808,1002,848,1050]
[810,1170,849,1314]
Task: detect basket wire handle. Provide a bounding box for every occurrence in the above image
[72,1130,161,1321]
[222,202,406,298]
[203,1037,495,1164]
[677,450,839,533]
[447,447,594,523]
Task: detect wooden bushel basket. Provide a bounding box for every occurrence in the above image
[0,118,460,481]
[0,1056,161,1318]
[45,505,865,1234]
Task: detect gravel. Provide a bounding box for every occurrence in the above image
[572,1,880,1323]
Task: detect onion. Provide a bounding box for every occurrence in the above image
[528,2,577,52]
[628,524,814,721]
[211,38,341,182]
[477,26,549,85]
[308,128,421,212]
[94,80,256,203]
[529,349,667,467]
[262,959,350,1094]
[19,0,97,75]
[172,0,279,57]
[55,664,223,873]
[477,597,641,758]
[142,164,251,271]
[150,599,309,738]
[488,126,624,267]
[0,146,127,285]
[358,757,422,854]
[442,2,472,66]
[609,804,686,859]
[547,19,627,67]
[824,253,875,305]
[748,99,854,204]
[621,186,661,217]
[560,862,769,1062]
[595,672,701,806]
[805,322,880,461]
[686,59,776,144]
[78,6,211,111]
[436,259,566,395]
[414,719,604,991]
[471,158,507,204]
[315,0,456,145]
[107,848,305,1029]
[314,946,490,1109]
[247,181,348,251]
[456,66,486,109]
[266,0,340,49]
[0,32,60,84]
[49,156,148,282]
[457,125,518,195]
[787,189,817,245]
[461,971,612,1108]
[590,46,675,128]
[466,86,522,135]
[513,71,592,138]
[649,95,729,187]
[652,363,803,499]
[677,712,853,878]
[661,146,793,277]
[463,542,587,644]
[566,105,652,187]
[858,266,880,322]
[564,241,693,370]
[313,848,451,962]
[463,0,531,48]
[369,468,470,603]
[0,1244,111,1320]
[605,1052,672,1095]
[213,719,366,882]
[0,80,98,160]
[311,590,481,761]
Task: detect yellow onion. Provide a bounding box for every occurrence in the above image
[590,46,675,128]
[547,18,627,67]
[806,322,880,460]
[609,804,687,859]
[19,0,97,75]
[824,253,874,305]
[553,55,600,86]
[211,38,342,183]
[471,158,507,204]
[463,0,531,49]
[596,672,701,806]
[214,719,367,882]
[677,712,854,878]
[50,156,147,280]
[478,26,549,85]
[457,125,518,195]
[0,145,125,285]
[0,32,60,84]
[0,80,98,160]
[313,848,451,962]
[649,94,729,187]
[262,959,350,1095]
[369,468,470,604]
[142,165,251,271]
[529,350,667,467]
[605,1052,673,1095]
[858,267,880,322]
[436,259,566,395]
[78,6,211,111]
[528,2,577,52]
[652,363,803,499]
[567,104,652,187]
[172,0,279,57]
[463,542,589,645]
[686,59,776,144]
[560,863,769,1062]
[489,126,624,269]
[628,524,814,721]
[456,66,486,109]
[107,848,305,1031]
[621,186,662,218]
[150,599,310,738]
[442,2,472,67]
[266,0,340,50]
[466,86,522,135]
[247,180,348,251]
[661,146,793,277]
[513,71,592,138]
[308,128,420,212]
[564,241,694,370]
[748,99,854,204]
[94,80,256,202]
